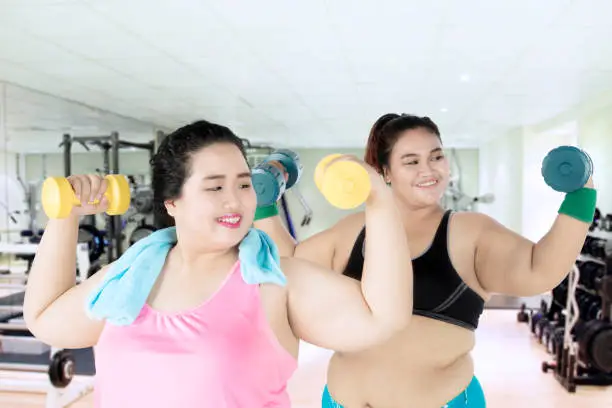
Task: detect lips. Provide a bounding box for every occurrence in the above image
[217,213,242,229]
[416,179,438,188]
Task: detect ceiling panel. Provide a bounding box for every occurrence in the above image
[1,0,612,151]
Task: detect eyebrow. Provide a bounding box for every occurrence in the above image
[202,172,252,180]
[400,147,443,159]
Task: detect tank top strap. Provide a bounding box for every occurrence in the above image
[430,210,452,249]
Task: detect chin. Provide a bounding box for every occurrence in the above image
[216,224,250,244]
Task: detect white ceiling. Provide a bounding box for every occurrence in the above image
[1,0,612,152]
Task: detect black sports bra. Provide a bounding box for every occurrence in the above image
[342,210,484,331]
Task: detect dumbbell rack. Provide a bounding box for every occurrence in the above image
[541,228,612,392]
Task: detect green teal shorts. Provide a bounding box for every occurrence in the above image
[321,376,486,407]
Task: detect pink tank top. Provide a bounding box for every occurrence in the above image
[93,261,297,407]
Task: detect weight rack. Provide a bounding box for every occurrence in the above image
[524,217,612,392]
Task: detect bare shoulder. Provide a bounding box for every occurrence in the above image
[333,211,365,233]
[450,211,495,236]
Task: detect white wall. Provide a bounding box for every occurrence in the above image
[576,107,612,212]
[521,123,578,242]
[478,128,523,233]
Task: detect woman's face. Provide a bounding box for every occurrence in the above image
[166,142,256,250]
[384,128,450,209]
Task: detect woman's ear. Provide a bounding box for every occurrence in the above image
[164,199,176,217]
[382,166,391,185]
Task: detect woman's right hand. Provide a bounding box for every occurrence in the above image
[67,174,110,216]
[325,154,391,204]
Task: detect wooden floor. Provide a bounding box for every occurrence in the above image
[1,310,611,407]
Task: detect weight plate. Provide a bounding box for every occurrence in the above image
[252,163,285,206]
[129,224,157,246]
[591,325,612,372]
[132,189,154,214]
[541,146,591,192]
[48,350,74,388]
[268,149,303,189]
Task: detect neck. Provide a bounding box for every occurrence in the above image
[394,197,445,228]
[172,238,239,274]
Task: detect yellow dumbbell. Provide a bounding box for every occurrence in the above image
[41,175,131,219]
[314,154,371,209]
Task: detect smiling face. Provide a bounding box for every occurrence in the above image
[166,142,257,251]
[384,128,450,208]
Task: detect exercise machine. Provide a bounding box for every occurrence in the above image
[443,148,495,212]
[0,243,92,407]
[0,324,94,408]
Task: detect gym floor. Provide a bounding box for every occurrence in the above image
[0,310,610,408]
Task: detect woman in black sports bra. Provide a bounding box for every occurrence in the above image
[255,113,595,407]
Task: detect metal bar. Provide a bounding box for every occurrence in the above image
[0,322,28,331]
[111,131,122,258]
[0,363,47,373]
[62,134,71,177]
[153,130,166,229]
[0,380,48,394]
[111,131,119,175]
[0,305,23,311]
[71,136,112,143]
[0,283,25,289]
[118,140,155,151]
[0,272,28,279]
[0,335,43,342]
[0,242,39,253]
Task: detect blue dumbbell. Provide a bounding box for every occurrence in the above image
[266,149,303,189]
[541,146,592,193]
[252,149,303,207]
[252,162,286,207]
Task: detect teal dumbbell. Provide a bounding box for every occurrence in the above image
[252,149,303,207]
[541,146,592,193]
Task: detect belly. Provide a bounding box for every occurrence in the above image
[327,315,476,408]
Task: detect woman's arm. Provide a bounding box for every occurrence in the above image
[473,180,595,297]
[254,214,298,258]
[284,184,412,352]
[23,174,112,349]
[23,216,110,349]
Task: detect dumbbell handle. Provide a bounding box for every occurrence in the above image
[47,178,111,206]
[42,175,130,219]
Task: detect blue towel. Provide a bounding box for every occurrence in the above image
[85,227,286,326]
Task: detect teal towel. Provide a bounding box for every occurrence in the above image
[85,227,286,326]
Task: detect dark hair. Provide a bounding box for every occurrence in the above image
[364,113,441,174]
[150,120,247,227]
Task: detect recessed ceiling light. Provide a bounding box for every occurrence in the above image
[460,74,470,82]
[440,108,448,113]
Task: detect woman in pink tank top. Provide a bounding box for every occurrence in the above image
[23,120,414,407]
